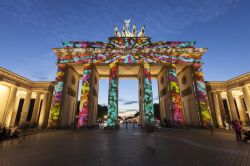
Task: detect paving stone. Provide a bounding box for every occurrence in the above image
[0,128,250,166]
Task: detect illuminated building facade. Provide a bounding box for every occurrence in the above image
[48,21,212,128]
[2,21,248,130]
[206,73,250,127]
[0,67,53,128]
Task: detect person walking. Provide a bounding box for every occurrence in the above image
[233,120,243,142]
[163,118,167,128]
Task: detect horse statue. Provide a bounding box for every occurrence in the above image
[138,25,145,37]
[132,25,137,37]
[114,20,145,37]
[124,19,132,37]
[114,26,121,37]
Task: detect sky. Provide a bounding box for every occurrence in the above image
[0,0,250,114]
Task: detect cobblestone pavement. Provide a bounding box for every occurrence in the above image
[0,127,250,166]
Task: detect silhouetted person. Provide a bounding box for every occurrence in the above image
[233,120,243,142]
[133,120,136,129]
[209,124,214,136]
[146,125,157,155]
[243,130,250,143]
[2,126,7,139]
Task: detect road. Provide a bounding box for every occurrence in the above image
[0,127,249,166]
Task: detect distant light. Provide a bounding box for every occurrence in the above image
[0,84,9,92]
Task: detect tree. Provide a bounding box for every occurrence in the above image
[154,103,160,119]
[97,104,108,120]
[134,112,139,117]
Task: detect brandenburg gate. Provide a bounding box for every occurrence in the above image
[48,20,212,128]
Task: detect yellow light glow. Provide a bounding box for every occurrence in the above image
[0,84,9,92]
[232,90,243,96]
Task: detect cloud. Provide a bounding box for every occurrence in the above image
[0,0,240,42]
[125,109,139,112]
[119,96,158,105]
[119,98,139,105]
[119,108,138,113]
[123,101,138,105]
[30,74,50,81]
[118,99,126,102]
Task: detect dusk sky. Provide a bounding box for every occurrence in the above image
[0,0,249,114]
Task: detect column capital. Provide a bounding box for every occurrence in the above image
[242,84,250,89]
[11,84,18,88]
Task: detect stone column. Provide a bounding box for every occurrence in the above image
[216,91,226,121]
[19,91,32,126]
[224,95,233,121]
[43,92,53,127]
[48,64,66,128]
[212,92,223,127]
[138,67,145,126]
[78,66,92,128]
[88,67,99,127]
[242,85,250,118]
[3,85,17,127]
[207,92,217,126]
[192,63,212,127]
[168,64,184,126]
[38,91,49,128]
[235,95,246,125]
[107,63,119,128]
[143,63,154,126]
[30,92,41,125]
[227,91,238,120]
[9,96,21,127]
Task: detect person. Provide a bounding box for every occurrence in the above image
[125,120,128,129]
[0,125,2,140]
[2,126,7,139]
[233,120,243,142]
[208,123,214,136]
[163,118,167,128]
[146,125,157,155]
[224,120,229,130]
[12,128,19,138]
[243,130,250,143]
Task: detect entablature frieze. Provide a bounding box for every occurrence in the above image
[206,72,250,92]
[0,67,53,91]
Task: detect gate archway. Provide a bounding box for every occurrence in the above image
[48,20,212,128]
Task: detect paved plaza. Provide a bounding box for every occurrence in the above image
[0,128,250,166]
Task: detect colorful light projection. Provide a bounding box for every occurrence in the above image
[168,64,184,125]
[51,23,211,128]
[193,63,212,126]
[48,64,65,127]
[107,63,119,127]
[53,38,206,66]
[78,66,92,127]
[143,63,154,126]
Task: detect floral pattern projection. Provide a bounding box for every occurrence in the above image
[193,63,212,126]
[51,34,212,127]
[168,64,184,125]
[143,63,154,126]
[48,64,65,127]
[107,64,119,127]
[78,67,92,127]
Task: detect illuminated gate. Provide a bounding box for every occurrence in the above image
[48,20,212,128]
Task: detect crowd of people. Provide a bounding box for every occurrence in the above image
[0,125,19,140]
[232,120,250,143]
